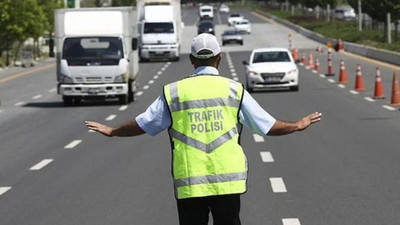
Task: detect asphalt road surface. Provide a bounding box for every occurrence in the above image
[1,6,400,225]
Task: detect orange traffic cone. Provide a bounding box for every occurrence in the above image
[307,52,314,69]
[338,60,348,84]
[314,59,321,71]
[390,72,400,107]
[354,64,365,91]
[301,53,306,65]
[373,67,385,99]
[292,47,299,63]
[337,38,344,52]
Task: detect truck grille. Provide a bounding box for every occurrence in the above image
[75,77,113,83]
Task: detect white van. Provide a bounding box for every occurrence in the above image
[199,5,214,19]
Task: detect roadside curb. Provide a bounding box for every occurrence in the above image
[254,9,400,67]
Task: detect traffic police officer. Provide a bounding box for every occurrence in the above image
[85,33,322,225]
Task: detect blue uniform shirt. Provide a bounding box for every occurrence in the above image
[136,66,276,136]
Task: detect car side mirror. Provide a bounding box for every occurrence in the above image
[242,61,248,65]
[132,38,138,51]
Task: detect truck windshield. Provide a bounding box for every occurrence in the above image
[144,22,174,34]
[63,37,123,66]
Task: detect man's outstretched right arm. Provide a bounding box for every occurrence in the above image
[85,119,145,137]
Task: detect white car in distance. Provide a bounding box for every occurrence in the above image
[199,5,214,19]
[243,48,299,92]
[227,13,243,26]
[219,4,229,13]
[233,19,251,34]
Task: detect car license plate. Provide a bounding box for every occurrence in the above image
[264,77,281,82]
[88,87,100,94]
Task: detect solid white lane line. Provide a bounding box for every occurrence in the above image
[143,85,149,90]
[270,177,287,193]
[119,105,128,111]
[106,114,116,121]
[383,105,397,111]
[32,94,42,100]
[364,97,375,102]
[349,90,359,95]
[253,134,265,142]
[337,84,346,88]
[282,218,301,225]
[0,187,11,196]
[49,88,57,93]
[64,140,82,149]
[29,159,53,171]
[148,80,154,84]
[135,91,143,96]
[260,151,274,163]
[15,101,26,106]
[328,79,335,83]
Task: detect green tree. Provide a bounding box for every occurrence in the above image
[112,0,136,6]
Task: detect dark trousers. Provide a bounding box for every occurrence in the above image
[176,194,241,225]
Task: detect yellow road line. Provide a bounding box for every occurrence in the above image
[0,63,55,84]
[252,11,400,71]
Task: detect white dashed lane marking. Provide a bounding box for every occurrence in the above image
[328,79,335,83]
[260,151,274,162]
[49,88,57,93]
[282,218,301,225]
[270,177,287,193]
[153,75,159,79]
[32,94,42,100]
[15,101,25,106]
[253,134,265,142]
[119,105,128,111]
[64,140,82,149]
[135,91,143,96]
[29,159,53,171]
[337,84,346,88]
[364,97,375,102]
[383,105,397,111]
[0,187,11,197]
[349,90,359,95]
[106,114,116,121]
[149,80,154,84]
[143,85,149,90]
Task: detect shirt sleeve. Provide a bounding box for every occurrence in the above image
[239,90,276,136]
[135,95,171,136]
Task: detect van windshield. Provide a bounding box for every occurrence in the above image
[62,37,123,65]
[144,22,174,34]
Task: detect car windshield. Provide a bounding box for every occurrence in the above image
[201,8,211,12]
[252,51,291,63]
[144,22,174,34]
[230,14,241,17]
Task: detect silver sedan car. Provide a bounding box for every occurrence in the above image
[221,30,243,46]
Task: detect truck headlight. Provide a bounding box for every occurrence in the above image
[59,74,73,84]
[115,74,127,83]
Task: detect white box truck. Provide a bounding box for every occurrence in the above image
[54,7,139,105]
[137,0,183,61]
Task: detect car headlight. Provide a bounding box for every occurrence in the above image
[115,74,127,83]
[288,69,298,75]
[59,74,73,84]
[249,71,258,76]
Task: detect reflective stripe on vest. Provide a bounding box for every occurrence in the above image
[164,75,247,199]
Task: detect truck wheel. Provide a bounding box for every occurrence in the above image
[119,95,128,105]
[63,96,73,106]
[128,80,135,102]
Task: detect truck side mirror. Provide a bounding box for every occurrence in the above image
[132,38,138,51]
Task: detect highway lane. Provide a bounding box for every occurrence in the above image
[1,6,400,225]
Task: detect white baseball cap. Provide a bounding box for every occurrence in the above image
[191,33,221,59]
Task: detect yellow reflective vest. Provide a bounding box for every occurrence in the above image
[163,75,247,199]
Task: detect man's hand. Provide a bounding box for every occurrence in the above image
[85,121,114,137]
[296,112,322,131]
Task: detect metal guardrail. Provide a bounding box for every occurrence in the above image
[255,9,400,67]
